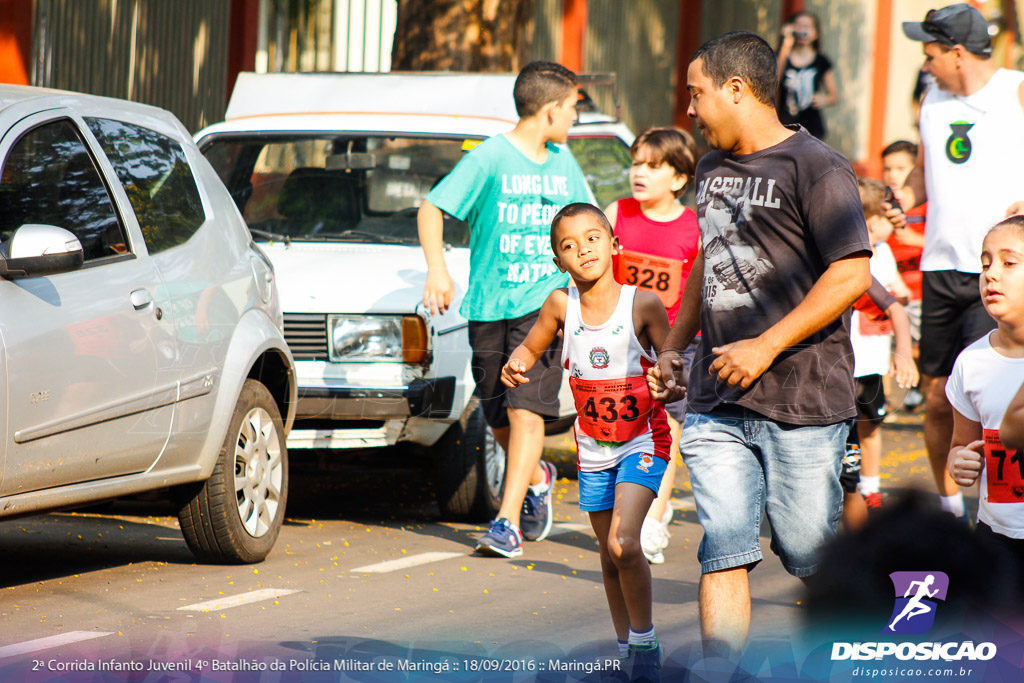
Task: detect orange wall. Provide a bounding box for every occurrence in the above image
[0,0,31,85]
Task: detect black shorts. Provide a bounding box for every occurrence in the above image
[919,270,996,377]
[840,421,862,494]
[855,374,887,426]
[468,311,563,429]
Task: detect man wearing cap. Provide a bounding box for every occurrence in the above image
[901,3,1024,521]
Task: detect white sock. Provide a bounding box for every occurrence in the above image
[858,475,881,496]
[617,640,630,658]
[940,493,966,518]
[628,627,657,647]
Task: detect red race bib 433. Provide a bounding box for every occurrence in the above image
[570,376,652,442]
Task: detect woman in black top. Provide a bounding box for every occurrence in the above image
[776,12,838,140]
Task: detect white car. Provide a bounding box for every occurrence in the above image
[196,72,633,520]
[0,85,297,563]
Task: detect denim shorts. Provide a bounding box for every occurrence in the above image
[578,452,667,512]
[679,404,845,578]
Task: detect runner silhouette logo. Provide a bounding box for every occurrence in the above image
[883,571,949,635]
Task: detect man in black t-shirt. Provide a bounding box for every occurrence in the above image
[650,31,871,659]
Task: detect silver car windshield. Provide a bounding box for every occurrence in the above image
[201,135,471,247]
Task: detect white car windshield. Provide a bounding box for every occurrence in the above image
[201,135,471,246]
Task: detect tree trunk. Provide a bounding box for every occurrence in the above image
[391,0,535,72]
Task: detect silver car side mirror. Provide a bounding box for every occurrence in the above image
[0,224,85,279]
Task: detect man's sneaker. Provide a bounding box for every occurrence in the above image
[629,642,662,683]
[864,492,883,509]
[475,518,523,558]
[521,460,556,542]
[641,516,670,564]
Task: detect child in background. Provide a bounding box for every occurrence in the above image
[947,216,1024,575]
[843,275,917,530]
[502,203,670,680]
[882,140,927,410]
[853,179,916,510]
[605,127,699,564]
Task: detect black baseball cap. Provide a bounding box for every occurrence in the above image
[902,4,993,56]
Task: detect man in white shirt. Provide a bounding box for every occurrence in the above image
[900,3,1024,521]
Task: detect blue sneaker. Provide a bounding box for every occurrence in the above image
[475,518,523,558]
[629,642,661,682]
[520,460,556,542]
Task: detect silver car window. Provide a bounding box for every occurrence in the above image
[0,118,128,262]
[86,118,206,255]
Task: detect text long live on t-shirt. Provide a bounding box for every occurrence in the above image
[426,134,594,321]
[688,128,871,425]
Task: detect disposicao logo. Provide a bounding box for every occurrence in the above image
[884,571,948,635]
[831,571,997,662]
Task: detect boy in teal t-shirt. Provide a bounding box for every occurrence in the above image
[419,61,594,558]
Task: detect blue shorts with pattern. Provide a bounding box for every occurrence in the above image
[578,451,667,512]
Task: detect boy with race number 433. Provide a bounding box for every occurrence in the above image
[502,202,671,681]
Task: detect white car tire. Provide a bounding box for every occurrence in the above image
[433,401,505,522]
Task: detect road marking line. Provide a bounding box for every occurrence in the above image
[0,631,115,659]
[350,551,463,574]
[177,588,300,612]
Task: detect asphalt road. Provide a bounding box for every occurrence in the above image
[0,411,993,683]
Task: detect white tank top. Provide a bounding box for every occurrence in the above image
[919,68,1024,273]
[561,285,665,472]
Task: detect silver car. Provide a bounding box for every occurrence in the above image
[0,85,297,564]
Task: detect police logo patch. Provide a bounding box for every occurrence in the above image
[589,346,610,369]
[945,121,974,164]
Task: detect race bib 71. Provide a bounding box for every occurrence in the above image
[983,428,1024,503]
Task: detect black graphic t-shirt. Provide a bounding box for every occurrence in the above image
[688,127,871,425]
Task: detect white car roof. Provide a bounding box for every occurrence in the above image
[226,72,523,123]
[200,72,632,143]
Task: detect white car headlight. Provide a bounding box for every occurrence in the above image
[328,315,403,362]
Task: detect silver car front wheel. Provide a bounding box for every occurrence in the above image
[176,379,289,564]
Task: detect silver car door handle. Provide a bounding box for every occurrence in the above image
[130,288,154,310]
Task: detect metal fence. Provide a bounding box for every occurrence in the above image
[31,0,231,133]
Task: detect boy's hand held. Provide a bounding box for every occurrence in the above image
[710,340,773,389]
[948,439,985,487]
[650,351,686,402]
[423,269,455,316]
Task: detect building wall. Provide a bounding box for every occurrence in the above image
[699,0,782,41]
[31,0,231,132]
[529,0,679,136]
[583,0,680,133]
[805,0,874,164]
